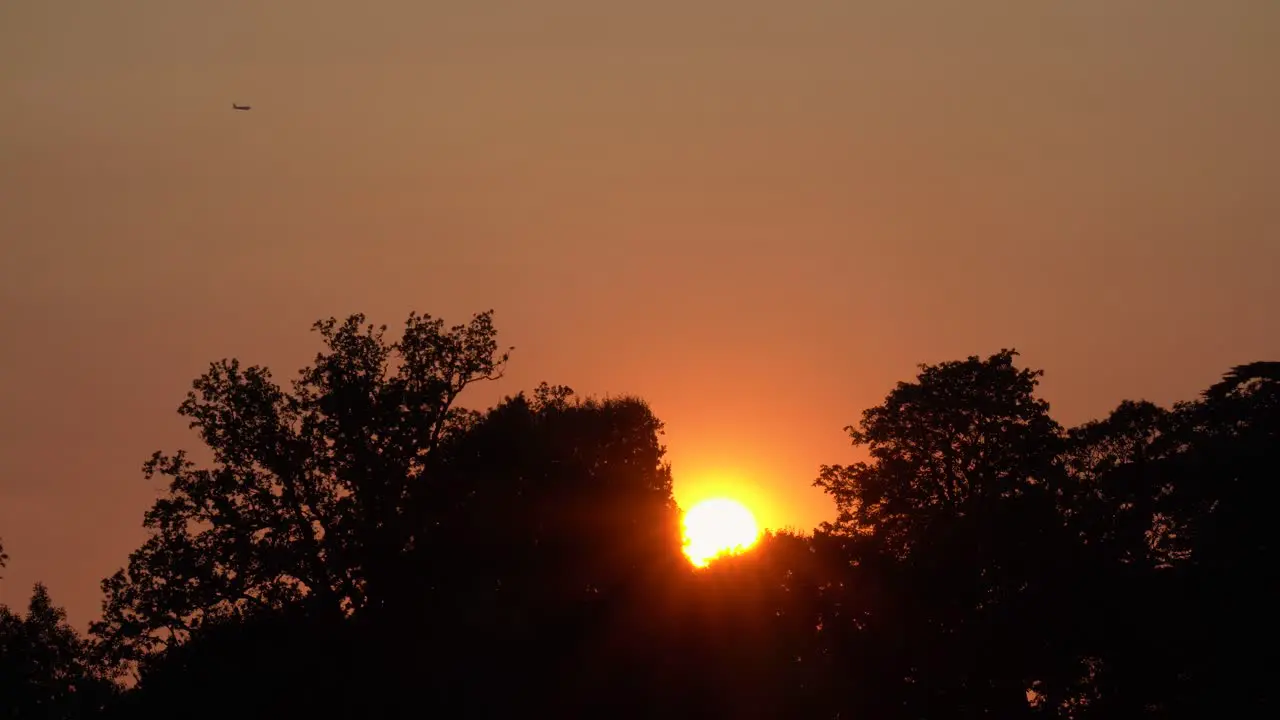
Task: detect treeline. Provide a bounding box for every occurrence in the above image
[1,310,1276,718]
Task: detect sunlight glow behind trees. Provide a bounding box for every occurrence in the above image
[681,498,761,567]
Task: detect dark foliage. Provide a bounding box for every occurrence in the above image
[3,314,1276,719]
[1,581,117,718]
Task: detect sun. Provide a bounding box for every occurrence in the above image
[682,498,761,567]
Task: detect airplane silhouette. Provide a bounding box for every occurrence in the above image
[232,103,251,111]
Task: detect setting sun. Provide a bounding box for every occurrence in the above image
[682,498,761,567]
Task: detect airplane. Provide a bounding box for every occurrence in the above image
[232,103,251,111]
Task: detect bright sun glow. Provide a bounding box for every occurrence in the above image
[682,498,761,568]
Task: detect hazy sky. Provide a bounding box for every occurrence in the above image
[2,0,1277,628]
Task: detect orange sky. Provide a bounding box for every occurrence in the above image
[2,1,1278,629]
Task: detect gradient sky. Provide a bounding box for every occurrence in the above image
[2,0,1277,629]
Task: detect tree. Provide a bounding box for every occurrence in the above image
[1063,399,1176,566]
[815,349,1063,550]
[89,313,1278,719]
[1038,363,1280,718]
[1168,361,1280,570]
[1,579,116,718]
[813,350,1073,716]
[332,383,689,717]
[1139,362,1280,717]
[420,384,684,603]
[91,310,512,671]
[94,310,693,717]
[110,388,689,717]
[673,529,869,718]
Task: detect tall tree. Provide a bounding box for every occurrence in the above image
[1148,362,1280,716]
[93,310,692,717]
[1046,363,1280,717]
[107,386,689,718]
[381,385,687,716]
[1063,399,1175,566]
[814,350,1071,716]
[91,311,511,670]
[814,350,1063,552]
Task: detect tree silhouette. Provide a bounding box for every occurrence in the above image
[89,310,697,717]
[1126,362,1280,716]
[1,563,116,718]
[1037,363,1279,717]
[813,350,1084,716]
[23,312,1268,720]
[1064,399,1175,565]
[815,349,1063,549]
[91,311,511,671]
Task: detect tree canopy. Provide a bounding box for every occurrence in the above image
[1,574,116,718]
[91,311,513,668]
[3,312,1275,718]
